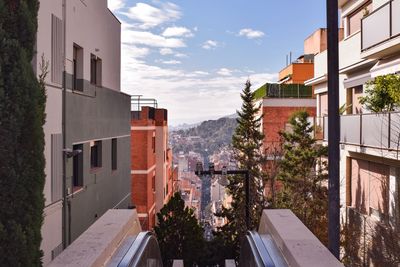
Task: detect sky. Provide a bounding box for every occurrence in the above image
[107,0,327,125]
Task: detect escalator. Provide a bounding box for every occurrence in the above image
[107,231,163,267]
[238,231,288,267]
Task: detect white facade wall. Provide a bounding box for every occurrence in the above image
[36,0,121,265]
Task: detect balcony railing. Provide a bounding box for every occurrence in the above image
[254,83,313,100]
[323,112,400,150]
[361,0,400,51]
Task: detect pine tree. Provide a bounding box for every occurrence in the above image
[216,80,266,260]
[154,192,204,267]
[276,110,328,245]
[0,0,46,265]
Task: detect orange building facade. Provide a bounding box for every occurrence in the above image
[131,107,157,230]
[130,105,174,230]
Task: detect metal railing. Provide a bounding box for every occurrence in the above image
[361,0,400,51]
[323,112,400,151]
[254,83,313,100]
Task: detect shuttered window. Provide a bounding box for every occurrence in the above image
[51,14,63,84]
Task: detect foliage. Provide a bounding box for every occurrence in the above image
[154,192,204,267]
[359,74,400,112]
[215,80,267,260]
[276,110,329,245]
[0,0,46,266]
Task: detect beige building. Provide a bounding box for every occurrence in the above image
[306,0,400,264]
[36,1,131,265]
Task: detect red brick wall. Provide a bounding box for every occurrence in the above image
[263,106,316,153]
[131,108,157,230]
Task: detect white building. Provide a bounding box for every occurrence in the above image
[35,1,131,265]
[306,0,400,264]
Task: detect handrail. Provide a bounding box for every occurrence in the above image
[239,231,288,267]
[116,231,163,267]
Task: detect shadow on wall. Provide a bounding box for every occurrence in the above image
[342,170,400,266]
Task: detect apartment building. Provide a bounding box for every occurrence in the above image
[130,104,173,229]
[131,106,157,230]
[35,1,131,265]
[307,0,400,264]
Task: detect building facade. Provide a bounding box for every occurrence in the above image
[131,107,157,230]
[130,105,173,229]
[36,1,131,265]
[307,0,400,264]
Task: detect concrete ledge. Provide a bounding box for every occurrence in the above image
[48,209,141,267]
[258,209,343,267]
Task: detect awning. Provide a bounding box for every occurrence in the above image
[370,55,400,78]
[343,72,372,88]
[304,74,327,86]
[277,76,291,84]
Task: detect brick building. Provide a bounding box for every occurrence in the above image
[130,104,174,230]
[131,107,157,230]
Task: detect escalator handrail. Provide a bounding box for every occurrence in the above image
[117,231,161,267]
[246,231,276,267]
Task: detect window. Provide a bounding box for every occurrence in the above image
[90,54,102,86]
[73,144,84,190]
[51,14,63,84]
[347,2,372,36]
[152,175,156,192]
[73,44,83,91]
[111,138,117,170]
[152,136,155,153]
[90,141,102,169]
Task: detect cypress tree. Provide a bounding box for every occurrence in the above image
[276,110,328,245]
[216,80,266,260]
[154,192,204,267]
[0,0,46,265]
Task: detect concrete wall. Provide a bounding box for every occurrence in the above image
[65,87,131,242]
[65,0,120,92]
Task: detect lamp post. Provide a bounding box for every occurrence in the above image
[195,162,250,230]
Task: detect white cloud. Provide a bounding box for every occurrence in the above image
[174,53,187,58]
[160,48,174,55]
[217,68,234,76]
[238,28,265,39]
[202,40,219,50]
[108,0,125,12]
[160,60,181,65]
[123,2,181,29]
[122,30,185,48]
[120,40,277,125]
[162,27,194,38]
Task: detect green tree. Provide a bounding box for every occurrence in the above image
[154,192,204,267]
[215,80,266,260]
[0,0,46,265]
[359,74,400,112]
[276,110,328,245]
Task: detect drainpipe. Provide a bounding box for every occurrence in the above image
[62,0,67,249]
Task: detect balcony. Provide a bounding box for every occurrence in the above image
[324,112,400,154]
[361,0,400,58]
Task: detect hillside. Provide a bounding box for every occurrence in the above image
[170,117,238,155]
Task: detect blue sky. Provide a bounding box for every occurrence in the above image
[108,0,326,125]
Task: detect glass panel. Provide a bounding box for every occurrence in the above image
[361,113,389,148]
[392,0,400,36]
[341,115,361,144]
[362,4,391,50]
